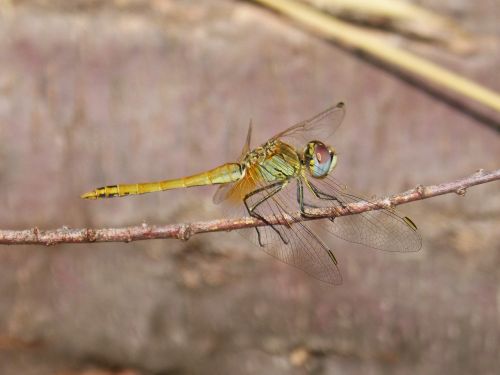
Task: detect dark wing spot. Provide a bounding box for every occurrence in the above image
[327,249,338,265]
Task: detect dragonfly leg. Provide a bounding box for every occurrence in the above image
[298,180,346,222]
[308,181,349,212]
[244,181,290,247]
[297,179,317,218]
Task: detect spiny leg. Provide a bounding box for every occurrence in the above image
[297,179,315,217]
[244,181,289,247]
[308,181,346,205]
[298,179,347,222]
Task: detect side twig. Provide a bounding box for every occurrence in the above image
[0,169,498,246]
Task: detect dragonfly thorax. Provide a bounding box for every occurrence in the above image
[242,140,302,183]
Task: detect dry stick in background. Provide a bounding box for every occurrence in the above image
[0,169,498,245]
[252,0,500,115]
[300,0,473,52]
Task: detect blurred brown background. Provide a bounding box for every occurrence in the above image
[0,1,499,374]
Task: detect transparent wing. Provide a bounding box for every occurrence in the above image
[213,182,235,205]
[240,121,253,158]
[272,102,346,147]
[304,175,422,253]
[215,165,342,285]
[213,122,253,205]
[215,103,344,205]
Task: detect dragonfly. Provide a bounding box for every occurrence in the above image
[81,102,421,284]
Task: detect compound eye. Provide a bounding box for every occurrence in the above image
[306,141,337,178]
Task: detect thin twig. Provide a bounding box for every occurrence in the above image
[0,169,498,246]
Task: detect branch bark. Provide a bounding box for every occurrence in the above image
[0,169,498,246]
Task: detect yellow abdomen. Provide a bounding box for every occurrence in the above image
[81,163,242,199]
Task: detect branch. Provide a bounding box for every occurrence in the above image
[0,169,498,246]
[251,0,500,115]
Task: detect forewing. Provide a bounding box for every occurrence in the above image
[306,175,422,253]
[272,102,346,147]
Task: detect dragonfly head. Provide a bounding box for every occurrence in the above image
[303,141,338,178]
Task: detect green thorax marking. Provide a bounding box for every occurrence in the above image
[242,140,302,183]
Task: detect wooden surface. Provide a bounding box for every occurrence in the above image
[0,1,499,374]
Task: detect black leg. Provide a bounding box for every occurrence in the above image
[244,181,289,246]
[308,181,348,210]
[296,179,333,221]
[298,180,348,222]
[297,179,312,216]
